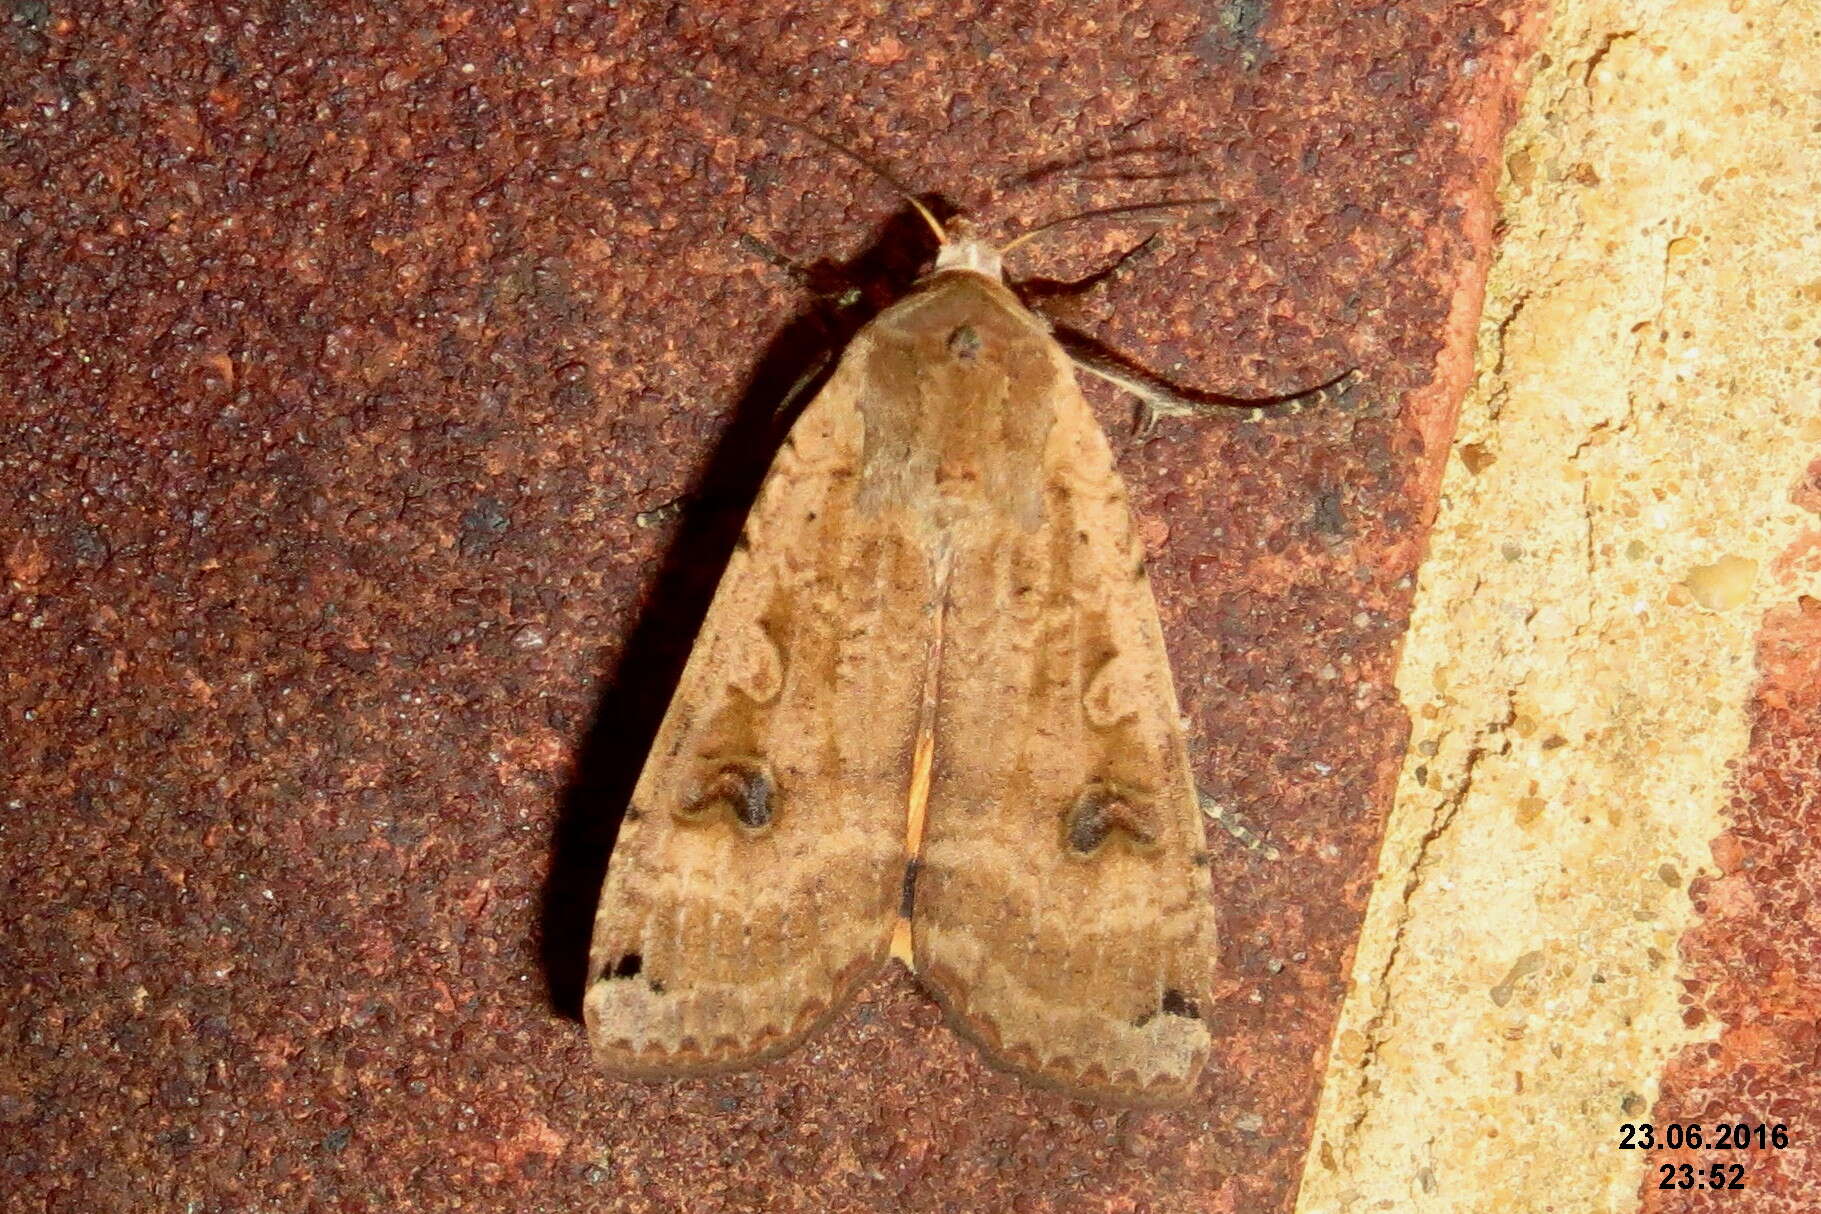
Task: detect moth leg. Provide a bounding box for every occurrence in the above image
[1030,232,1170,311]
[734,235,866,422]
[1196,787,1281,862]
[1063,344,1210,438]
[736,234,868,312]
[774,349,835,421]
[737,232,813,286]
[1056,327,1360,437]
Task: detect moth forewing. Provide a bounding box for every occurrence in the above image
[583,348,922,1076]
[586,228,1217,1104]
[894,272,1217,1105]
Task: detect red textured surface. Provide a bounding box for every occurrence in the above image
[1641,590,1821,1210]
[0,3,1537,1210]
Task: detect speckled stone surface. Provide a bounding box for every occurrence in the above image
[0,3,1538,1210]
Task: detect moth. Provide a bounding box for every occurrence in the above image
[585,205,1226,1106]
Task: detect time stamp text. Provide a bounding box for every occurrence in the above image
[1619,1122,1791,1192]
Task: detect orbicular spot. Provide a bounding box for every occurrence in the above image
[947,324,983,361]
[1063,783,1156,856]
[675,761,775,830]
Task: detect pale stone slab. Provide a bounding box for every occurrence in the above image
[1298,0,1821,1209]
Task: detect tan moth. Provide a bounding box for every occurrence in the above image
[585,195,1236,1105]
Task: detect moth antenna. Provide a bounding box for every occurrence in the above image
[999,198,1226,258]
[747,110,948,245]
[658,63,947,245]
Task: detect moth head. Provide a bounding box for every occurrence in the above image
[932,218,1005,282]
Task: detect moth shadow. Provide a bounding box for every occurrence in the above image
[539,204,948,1020]
[1000,142,1196,187]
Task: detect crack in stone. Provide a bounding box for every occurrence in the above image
[1577,28,1639,86]
[1335,690,1517,1155]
